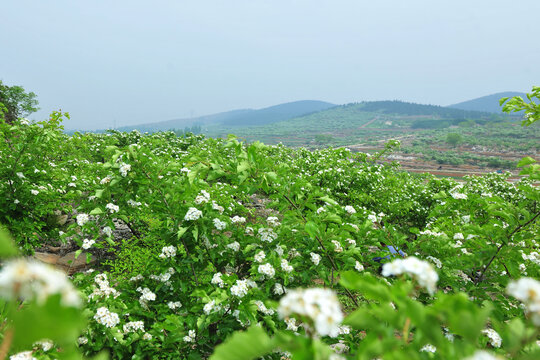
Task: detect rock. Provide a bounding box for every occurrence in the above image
[34,252,60,265]
[57,251,97,274]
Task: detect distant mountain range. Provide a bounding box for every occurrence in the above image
[105,92,525,134]
[116,100,335,132]
[449,92,527,113]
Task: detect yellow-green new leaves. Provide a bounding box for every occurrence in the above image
[0,226,18,257]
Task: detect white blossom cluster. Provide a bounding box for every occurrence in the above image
[226,241,240,252]
[168,301,182,309]
[254,250,266,263]
[310,252,321,265]
[127,199,142,207]
[344,205,356,214]
[106,203,120,213]
[184,207,203,221]
[211,273,225,287]
[507,277,540,325]
[258,228,278,243]
[203,299,222,315]
[213,218,227,230]
[231,216,246,224]
[481,328,502,348]
[195,190,210,204]
[123,321,145,333]
[94,307,120,328]
[89,273,120,299]
[273,283,286,295]
[137,287,156,306]
[212,201,224,214]
[82,238,95,250]
[331,240,343,253]
[150,267,175,283]
[266,216,280,227]
[183,329,196,343]
[464,350,501,360]
[119,163,131,177]
[278,288,344,337]
[254,300,275,315]
[0,259,81,307]
[9,351,36,360]
[159,245,177,259]
[382,257,439,295]
[281,259,294,273]
[76,213,89,226]
[258,263,276,278]
[231,279,249,297]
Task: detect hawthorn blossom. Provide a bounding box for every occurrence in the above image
[482,328,502,348]
[231,279,249,297]
[211,273,224,288]
[184,207,202,221]
[106,203,119,213]
[281,259,293,273]
[344,205,356,214]
[159,246,177,259]
[254,250,266,263]
[94,307,120,328]
[382,257,439,295]
[213,218,226,230]
[258,263,276,278]
[119,163,131,177]
[82,238,95,250]
[310,252,321,265]
[278,288,343,337]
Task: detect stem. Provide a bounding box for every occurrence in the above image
[475,210,540,285]
[0,328,14,360]
[402,317,411,344]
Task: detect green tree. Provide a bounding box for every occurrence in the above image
[446,132,462,147]
[0,80,39,124]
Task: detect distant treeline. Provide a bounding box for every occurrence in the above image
[351,100,497,119]
[172,125,202,136]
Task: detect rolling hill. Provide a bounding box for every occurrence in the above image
[449,92,527,113]
[115,100,335,132]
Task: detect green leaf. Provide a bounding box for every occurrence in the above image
[0,227,18,257]
[305,221,319,239]
[517,156,537,168]
[318,195,337,206]
[210,325,274,360]
[177,226,188,240]
[89,207,103,215]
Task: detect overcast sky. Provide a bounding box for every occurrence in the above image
[1,0,539,130]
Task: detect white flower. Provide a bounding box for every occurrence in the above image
[454,233,464,240]
[464,350,501,360]
[16,172,25,179]
[184,207,202,221]
[30,189,39,195]
[183,329,196,342]
[94,307,120,328]
[0,259,81,307]
[227,241,240,252]
[195,190,210,204]
[100,176,112,184]
[355,261,364,271]
[34,339,54,352]
[258,263,276,278]
[138,287,156,303]
[103,226,113,237]
[267,216,280,227]
[310,252,321,265]
[367,214,377,222]
[78,336,88,345]
[105,203,119,213]
[211,273,224,288]
[230,279,249,297]
[119,163,131,177]
[507,277,540,325]
[281,259,293,273]
[123,321,145,333]
[274,283,286,295]
[278,288,343,337]
[426,256,442,269]
[258,228,278,243]
[451,192,467,200]
[203,300,217,315]
[274,245,284,256]
[9,351,36,360]
[382,257,438,295]
[213,218,227,230]
[82,238,95,250]
[231,215,246,224]
[77,214,90,226]
[254,250,266,263]
[420,344,436,353]
[331,240,343,253]
[344,205,356,214]
[482,328,502,348]
[167,301,182,309]
[142,333,153,340]
[159,245,177,258]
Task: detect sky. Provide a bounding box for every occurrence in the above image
[1,0,539,130]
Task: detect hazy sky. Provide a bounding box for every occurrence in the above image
[2,0,539,130]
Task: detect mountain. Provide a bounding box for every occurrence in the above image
[115,100,335,132]
[220,100,335,126]
[448,92,527,113]
[353,100,493,118]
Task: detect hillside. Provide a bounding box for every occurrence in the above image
[114,100,335,133]
[449,91,527,113]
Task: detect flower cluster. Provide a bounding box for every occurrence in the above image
[382,256,438,295]
[0,259,81,307]
[278,288,344,337]
[184,207,203,221]
[159,245,177,258]
[94,307,120,328]
[507,277,540,325]
[119,163,131,177]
